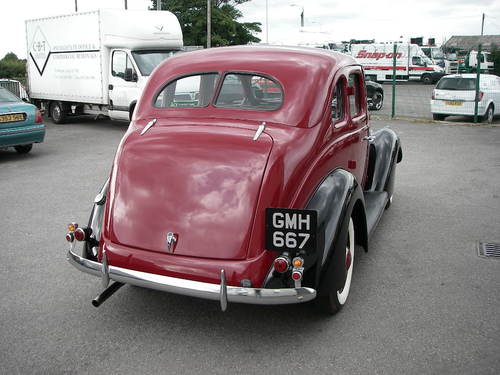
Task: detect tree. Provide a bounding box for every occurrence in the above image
[0,53,26,80]
[152,0,261,47]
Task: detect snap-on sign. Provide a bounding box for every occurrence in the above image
[265,208,317,254]
[356,50,403,60]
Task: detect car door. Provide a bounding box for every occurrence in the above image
[108,50,140,120]
[322,66,369,186]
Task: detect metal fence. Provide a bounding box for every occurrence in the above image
[0,79,29,100]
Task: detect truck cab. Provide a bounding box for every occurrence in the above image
[108,49,180,121]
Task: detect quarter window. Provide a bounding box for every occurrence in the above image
[348,73,362,117]
[331,80,345,122]
[154,73,219,108]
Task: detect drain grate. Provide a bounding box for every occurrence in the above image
[477,242,500,258]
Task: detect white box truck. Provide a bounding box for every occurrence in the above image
[350,43,445,84]
[26,9,183,123]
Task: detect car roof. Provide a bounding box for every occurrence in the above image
[137,45,357,127]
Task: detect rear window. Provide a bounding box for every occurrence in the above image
[154,73,219,108]
[436,77,476,91]
[215,73,283,110]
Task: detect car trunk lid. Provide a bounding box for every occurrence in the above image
[107,123,273,260]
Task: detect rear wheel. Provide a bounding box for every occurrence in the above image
[421,74,432,84]
[14,144,33,154]
[370,91,384,110]
[483,105,494,124]
[316,217,355,314]
[50,101,66,124]
[433,113,446,121]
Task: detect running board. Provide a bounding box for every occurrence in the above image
[364,191,388,239]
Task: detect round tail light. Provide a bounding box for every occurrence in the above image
[291,270,303,281]
[274,256,290,273]
[74,227,91,241]
[65,232,75,242]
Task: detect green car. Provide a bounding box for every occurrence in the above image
[0,87,45,153]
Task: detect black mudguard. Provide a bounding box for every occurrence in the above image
[305,169,366,294]
[365,127,402,197]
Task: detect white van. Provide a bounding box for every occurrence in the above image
[430,74,500,123]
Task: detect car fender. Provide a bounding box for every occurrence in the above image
[365,127,402,196]
[83,179,109,259]
[305,169,367,292]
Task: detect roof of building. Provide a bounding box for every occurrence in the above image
[443,35,500,52]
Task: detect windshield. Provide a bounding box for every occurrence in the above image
[432,49,444,59]
[132,50,181,76]
[0,87,21,102]
[436,77,476,90]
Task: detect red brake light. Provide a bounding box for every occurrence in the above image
[74,227,91,241]
[35,109,43,123]
[65,232,75,242]
[274,256,290,273]
[475,91,484,101]
[291,270,303,281]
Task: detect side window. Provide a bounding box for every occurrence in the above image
[112,51,136,80]
[412,56,423,66]
[331,79,345,122]
[154,73,219,108]
[348,73,362,118]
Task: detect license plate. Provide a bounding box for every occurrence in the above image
[265,208,317,254]
[445,101,463,106]
[0,113,26,123]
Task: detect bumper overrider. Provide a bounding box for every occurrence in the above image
[67,249,316,311]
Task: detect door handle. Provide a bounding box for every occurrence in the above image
[108,84,114,90]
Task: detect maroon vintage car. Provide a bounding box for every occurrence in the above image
[67,46,402,314]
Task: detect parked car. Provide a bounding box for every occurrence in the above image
[430,74,500,123]
[0,87,45,154]
[365,76,384,110]
[66,46,402,314]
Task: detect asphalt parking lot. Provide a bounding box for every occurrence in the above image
[1,117,499,374]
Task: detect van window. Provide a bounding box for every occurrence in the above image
[215,74,283,110]
[436,77,476,90]
[112,51,135,80]
[154,73,219,108]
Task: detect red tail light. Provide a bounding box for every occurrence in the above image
[431,90,436,100]
[65,232,75,242]
[35,109,43,123]
[274,255,291,273]
[74,227,92,241]
[291,269,303,281]
[475,91,484,101]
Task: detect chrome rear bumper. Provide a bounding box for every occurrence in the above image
[67,249,316,310]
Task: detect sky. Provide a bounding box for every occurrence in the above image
[2,0,500,59]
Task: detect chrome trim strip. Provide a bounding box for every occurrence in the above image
[67,250,316,306]
[253,122,265,141]
[140,118,157,135]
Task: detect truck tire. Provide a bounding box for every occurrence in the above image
[421,74,432,84]
[433,114,446,121]
[50,101,66,124]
